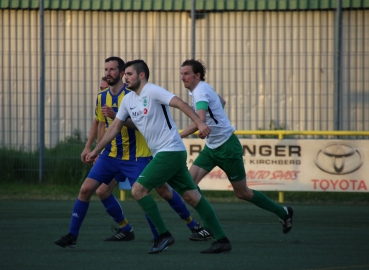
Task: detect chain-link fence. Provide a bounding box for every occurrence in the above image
[0,0,368,183]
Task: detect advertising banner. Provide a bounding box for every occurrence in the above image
[183,139,368,192]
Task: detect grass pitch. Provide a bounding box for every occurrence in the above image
[0,200,368,270]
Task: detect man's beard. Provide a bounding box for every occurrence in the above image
[128,80,140,91]
[107,76,121,86]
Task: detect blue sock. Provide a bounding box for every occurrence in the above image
[101,194,131,233]
[69,199,89,237]
[145,214,159,240]
[166,189,197,229]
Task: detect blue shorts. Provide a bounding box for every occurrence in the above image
[87,154,152,186]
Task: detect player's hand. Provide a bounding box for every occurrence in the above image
[80,147,91,164]
[197,131,207,139]
[102,105,116,119]
[86,150,98,163]
[197,122,211,138]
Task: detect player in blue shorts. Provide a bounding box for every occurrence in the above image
[179,59,293,236]
[54,57,210,248]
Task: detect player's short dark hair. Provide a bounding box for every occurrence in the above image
[125,59,150,81]
[181,59,206,81]
[105,56,125,72]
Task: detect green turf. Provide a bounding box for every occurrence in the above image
[1,183,369,203]
[0,200,368,270]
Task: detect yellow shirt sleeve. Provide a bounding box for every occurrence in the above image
[95,93,105,122]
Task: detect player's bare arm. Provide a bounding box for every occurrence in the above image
[180,121,197,138]
[81,119,98,164]
[169,96,211,137]
[86,118,125,162]
[180,109,207,138]
[125,117,138,130]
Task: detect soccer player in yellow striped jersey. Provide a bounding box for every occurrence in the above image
[55,57,208,248]
[95,86,151,160]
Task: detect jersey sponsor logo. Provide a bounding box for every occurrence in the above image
[112,103,118,107]
[143,97,147,107]
[143,108,148,115]
[132,110,143,118]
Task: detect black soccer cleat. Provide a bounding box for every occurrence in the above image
[148,232,175,254]
[54,233,77,248]
[104,226,135,241]
[189,223,215,241]
[279,206,294,234]
[200,239,232,254]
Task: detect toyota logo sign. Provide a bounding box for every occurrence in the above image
[315,143,363,175]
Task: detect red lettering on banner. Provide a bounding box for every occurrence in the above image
[320,180,329,190]
[357,181,367,190]
[247,170,299,181]
[205,169,300,181]
[207,170,227,179]
[311,179,319,189]
[350,180,358,190]
[270,170,300,180]
[311,179,368,191]
[247,170,270,179]
[331,180,339,189]
[340,180,349,190]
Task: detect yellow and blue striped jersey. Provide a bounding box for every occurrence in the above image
[94,86,109,121]
[95,84,151,160]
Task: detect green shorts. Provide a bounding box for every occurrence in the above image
[193,133,246,182]
[136,151,197,195]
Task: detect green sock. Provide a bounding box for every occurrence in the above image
[195,196,226,240]
[250,190,287,219]
[196,185,203,196]
[196,186,208,228]
[137,195,167,234]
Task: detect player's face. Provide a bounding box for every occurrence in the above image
[99,80,109,90]
[181,65,199,91]
[105,60,122,86]
[124,66,141,91]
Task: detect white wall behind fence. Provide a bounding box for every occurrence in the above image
[0,9,368,150]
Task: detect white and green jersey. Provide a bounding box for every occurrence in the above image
[190,81,235,149]
[116,83,185,157]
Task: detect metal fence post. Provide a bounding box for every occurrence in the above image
[39,0,45,182]
[334,0,342,131]
[191,0,195,59]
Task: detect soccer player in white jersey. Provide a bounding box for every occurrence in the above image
[180,59,294,236]
[86,59,232,254]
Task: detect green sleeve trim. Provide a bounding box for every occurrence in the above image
[196,101,208,111]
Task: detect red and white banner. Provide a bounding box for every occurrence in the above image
[183,139,369,192]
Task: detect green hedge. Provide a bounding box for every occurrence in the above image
[0,130,92,185]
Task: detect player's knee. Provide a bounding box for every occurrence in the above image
[182,190,200,207]
[234,189,253,201]
[131,183,148,200]
[155,186,172,200]
[95,187,109,200]
[79,185,94,201]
